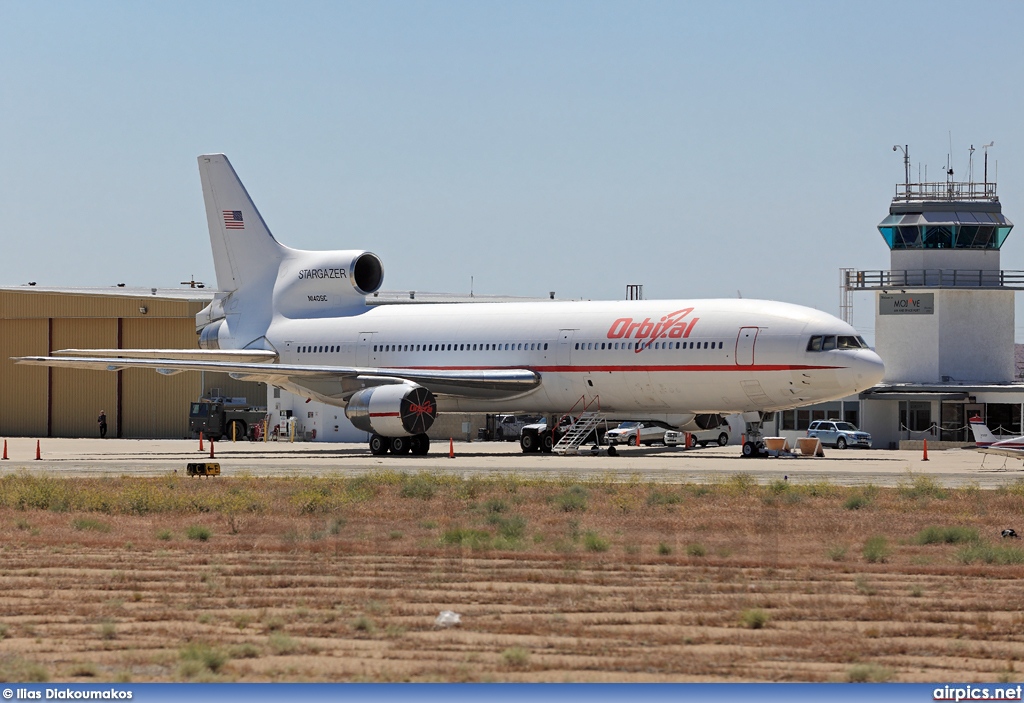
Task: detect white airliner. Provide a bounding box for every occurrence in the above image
[969,417,1024,460]
[16,154,884,456]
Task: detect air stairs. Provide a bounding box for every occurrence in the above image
[552,398,613,455]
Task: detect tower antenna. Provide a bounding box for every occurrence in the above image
[982,141,995,190]
[892,145,910,195]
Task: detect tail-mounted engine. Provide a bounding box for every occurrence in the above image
[345,384,437,437]
[274,249,384,318]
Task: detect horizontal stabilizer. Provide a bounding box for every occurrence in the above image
[52,349,278,363]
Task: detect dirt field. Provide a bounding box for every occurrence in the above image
[1,470,1024,683]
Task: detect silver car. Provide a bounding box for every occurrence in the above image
[807,420,871,449]
[606,421,665,446]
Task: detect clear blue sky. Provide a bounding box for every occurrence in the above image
[2,1,1023,342]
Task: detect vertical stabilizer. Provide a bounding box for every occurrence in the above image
[969,417,996,446]
[198,154,287,293]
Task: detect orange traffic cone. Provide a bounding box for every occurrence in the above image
[922,438,929,461]
[449,438,455,458]
[199,432,204,452]
[35,440,41,460]
[209,438,215,459]
[2,439,7,460]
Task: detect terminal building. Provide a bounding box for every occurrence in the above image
[772,155,1022,449]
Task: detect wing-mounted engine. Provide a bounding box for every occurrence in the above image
[345,383,437,437]
[274,249,384,318]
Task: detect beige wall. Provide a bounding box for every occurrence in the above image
[0,319,49,436]
[51,318,118,437]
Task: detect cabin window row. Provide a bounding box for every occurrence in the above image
[575,340,725,350]
[805,335,868,352]
[371,342,550,353]
[297,345,342,353]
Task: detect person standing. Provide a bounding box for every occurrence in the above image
[97,410,108,438]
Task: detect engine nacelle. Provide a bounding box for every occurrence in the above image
[345,384,437,437]
[198,318,233,350]
[274,249,384,318]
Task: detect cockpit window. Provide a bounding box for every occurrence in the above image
[809,334,868,351]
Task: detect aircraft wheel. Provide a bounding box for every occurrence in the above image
[520,432,537,453]
[541,432,554,453]
[369,434,389,456]
[390,436,411,455]
[410,434,430,456]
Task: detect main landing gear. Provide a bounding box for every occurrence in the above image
[369,433,431,456]
[740,411,769,459]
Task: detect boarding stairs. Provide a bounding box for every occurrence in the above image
[553,412,606,454]
[552,395,608,455]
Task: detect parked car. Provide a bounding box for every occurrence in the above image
[807,420,872,449]
[664,421,731,448]
[605,421,665,446]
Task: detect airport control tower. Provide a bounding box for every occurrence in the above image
[849,147,1017,385]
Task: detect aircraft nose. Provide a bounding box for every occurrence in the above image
[850,348,885,391]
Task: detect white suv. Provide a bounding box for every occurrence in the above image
[664,423,731,448]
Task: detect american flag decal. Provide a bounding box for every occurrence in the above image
[222,210,244,229]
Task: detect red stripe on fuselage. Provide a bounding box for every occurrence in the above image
[366,364,842,373]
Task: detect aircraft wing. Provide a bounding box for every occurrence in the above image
[975,447,1024,461]
[14,353,541,401]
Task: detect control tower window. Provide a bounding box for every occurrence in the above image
[923,226,952,249]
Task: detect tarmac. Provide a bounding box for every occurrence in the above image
[1,436,1023,488]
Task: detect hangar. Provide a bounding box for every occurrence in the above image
[0,286,263,439]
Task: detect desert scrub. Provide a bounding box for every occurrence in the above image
[847,663,894,682]
[898,474,948,500]
[187,525,212,541]
[583,531,610,552]
[179,642,228,674]
[552,486,588,512]
[826,545,847,561]
[72,518,111,533]
[441,526,491,550]
[914,526,979,545]
[844,493,871,510]
[863,536,891,563]
[686,543,707,557]
[501,647,530,669]
[957,542,1024,565]
[646,489,683,507]
[488,514,527,541]
[740,609,769,629]
[351,615,376,635]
